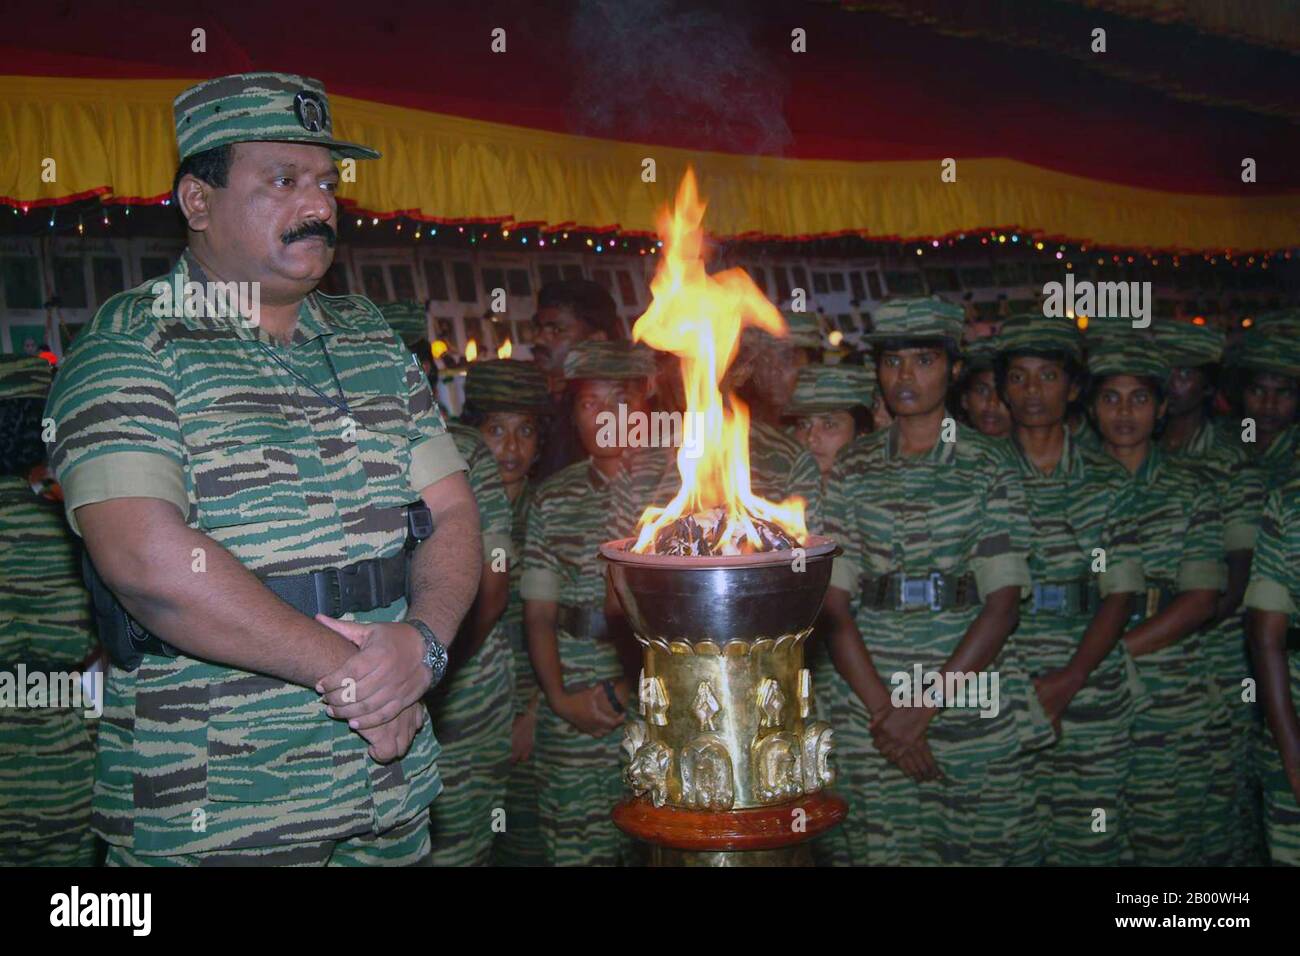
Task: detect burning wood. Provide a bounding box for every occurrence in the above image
[647,507,800,557]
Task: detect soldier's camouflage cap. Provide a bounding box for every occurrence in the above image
[787,363,876,415]
[743,310,823,351]
[961,335,1000,372]
[995,312,1083,362]
[378,300,428,346]
[562,340,658,382]
[465,360,553,414]
[1087,340,1171,385]
[1225,318,1300,379]
[0,356,53,401]
[1152,320,1224,368]
[867,296,963,344]
[174,72,379,162]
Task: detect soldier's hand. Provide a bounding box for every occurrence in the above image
[1033,669,1079,737]
[870,703,931,761]
[893,738,943,783]
[555,686,624,737]
[510,710,537,764]
[357,702,427,764]
[315,616,432,728]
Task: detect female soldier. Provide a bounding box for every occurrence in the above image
[460,360,554,866]
[1089,341,1227,865]
[994,316,1148,865]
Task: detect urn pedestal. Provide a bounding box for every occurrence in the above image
[601,536,847,867]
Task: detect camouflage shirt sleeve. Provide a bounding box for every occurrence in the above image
[1243,485,1298,616]
[520,482,561,603]
[405,357,466,493]
[450,425,512,563]
[1098,483,1145,597]
[43,330,187,535]
[1224,459,1267,552]
[822,457,861,598]
[970,458,1032,600]
[1177,482,1227,593]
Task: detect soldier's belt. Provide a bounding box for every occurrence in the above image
[1026,580,1099,616]
[858,571,979,612]
[85,501,433,672]
[557,602,609,640]
[1285,627,1300,654]
[1127,581,1178,624]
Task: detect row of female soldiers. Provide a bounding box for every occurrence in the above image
[424,296,1300,867]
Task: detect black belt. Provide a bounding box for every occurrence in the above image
[85,501,433,671]
[1286,628,1300,654]
[557,602,609,640]
[1127,582,1179,624]
[1026,580,1099,616]
[859,571,980,612]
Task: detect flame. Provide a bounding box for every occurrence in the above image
[430,339,449,360]
[498,337,513,359]
[630,169,806,555]
[466,338,478,362]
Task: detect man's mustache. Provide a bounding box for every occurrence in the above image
[281,221,337,247]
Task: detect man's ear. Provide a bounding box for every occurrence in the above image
[176,174,213,234]
[949,357,964,383]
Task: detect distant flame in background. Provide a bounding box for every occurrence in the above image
[465,338,479,362]
[631,168,807,555]
[498,337,513,359]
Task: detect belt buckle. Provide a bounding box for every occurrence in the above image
[1036,584,1066,613]
[335,562,367,613]
[899,572,930,608]
[1146,587,1160,619]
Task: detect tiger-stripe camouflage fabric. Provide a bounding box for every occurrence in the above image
[0,477,98,866]
[819,423,1045,866]
[521,458,636,866]
[1166,421,1268,865]
[1243,476,1300,866]
[1007,430,1145,866]
[1121,446,1229,865]
[43,251,466,863]
[426,423,515,866]
[493,483,547,866]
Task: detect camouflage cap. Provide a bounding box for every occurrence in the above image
[1152,320,1224,368]
[867,296,963,344]
[0,356,53,401]
[787,363,876,415]
[174,72,379,162]
[1225,322,1300,379]
[562,340,658,382]
[743,310,823,351]
[961,335,1000,372]
[1087,340,1171,385]
[995,312,1083,362]
[378,300,428,346]
[465,360,553,414]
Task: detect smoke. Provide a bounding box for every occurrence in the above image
[567,0,792,156]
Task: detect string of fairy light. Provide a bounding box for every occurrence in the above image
[3,199,1296,273]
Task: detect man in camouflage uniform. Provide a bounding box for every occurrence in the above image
[1089,342,1228,864]
[1154,319,1267,864]
[1245,472,1300,865]
[0,357,98,866]
[424,411,515,865]
[521,340,651,866]
[43,73,480,866]
[994,316,1145,866]
[456,359,553,866]
[817,297,1044,865]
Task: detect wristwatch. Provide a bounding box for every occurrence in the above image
[406,618,449,689]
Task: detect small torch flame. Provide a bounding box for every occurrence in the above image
[465,338,479,362]
[498,337,513,359]
[630,169,806,555]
